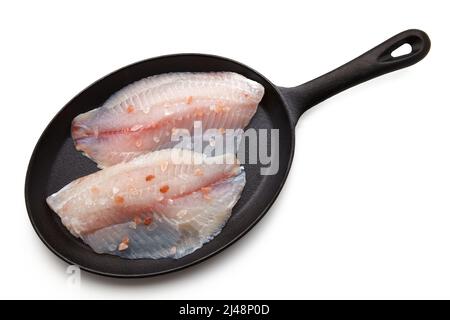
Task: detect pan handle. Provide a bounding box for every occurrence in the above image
[280,29,431,124]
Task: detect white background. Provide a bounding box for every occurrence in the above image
[1,0,449,299]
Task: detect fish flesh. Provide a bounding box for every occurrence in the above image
[83,173,245,259]
[46,149,245,259]
[72,72,265,168]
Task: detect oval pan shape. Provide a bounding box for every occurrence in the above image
[25,54,295,278]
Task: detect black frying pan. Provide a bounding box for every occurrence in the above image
[25,29,430,278]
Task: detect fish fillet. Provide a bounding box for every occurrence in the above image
[72,72,265,168]
[46,149,245,259]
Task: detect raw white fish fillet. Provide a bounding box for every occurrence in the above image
[83,173,245,259]
[46,149,245,259]
[72,72,264,168]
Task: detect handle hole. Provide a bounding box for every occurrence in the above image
[391,43,412,58]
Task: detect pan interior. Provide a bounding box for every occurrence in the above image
[26,55,294,277]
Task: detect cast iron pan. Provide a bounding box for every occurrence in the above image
[25,29,431,278]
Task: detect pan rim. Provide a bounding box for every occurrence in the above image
[24,53,297,278]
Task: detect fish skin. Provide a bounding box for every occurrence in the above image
[82,171,245,259]
[46,149,241,238]
[72,72,264,168]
